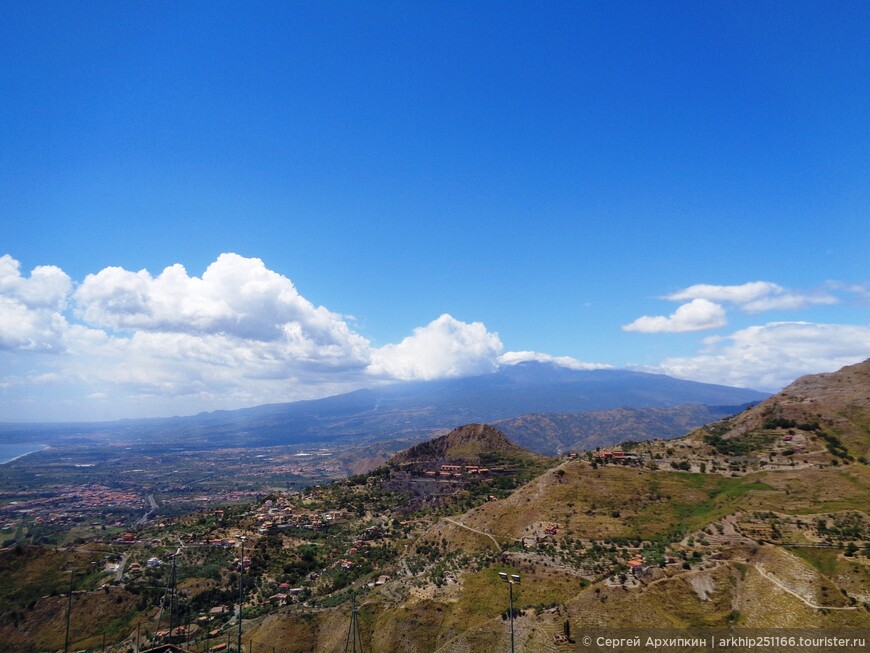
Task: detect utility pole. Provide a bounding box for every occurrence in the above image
[343,593,364,653]
[237,536,246,653]
[498,572,520,653]
[169,553,177,640]
[64,570,74,653]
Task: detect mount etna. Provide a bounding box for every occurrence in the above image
[0,363,765,452]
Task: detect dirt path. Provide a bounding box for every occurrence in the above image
[443,517,502,552]
[752,563,857,610]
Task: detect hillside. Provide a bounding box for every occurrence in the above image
[378,424,551,515]
[389,423,544,467]
[2,362,867,653]
[684,357,870,465]
[239,359,868,651]
[494,403,751,455]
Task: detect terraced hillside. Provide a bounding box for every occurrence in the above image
[2,361,868,652]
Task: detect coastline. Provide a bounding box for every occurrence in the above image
[0,444,48,465]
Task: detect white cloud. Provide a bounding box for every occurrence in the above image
[666,281,837,313]
[498,350,610,370]
[0,254,71,309]
[0,254,523,418]
[369,314,503,381]
[654,321,870,391]
[0,255,72,351]
[52,254,377,408]
[73,253,364,348]
[4,253,866,420]
[622,298,727,333]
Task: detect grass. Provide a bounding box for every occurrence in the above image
[789,547,841,576]
[746,466,870,514]
[465,462,783,543]
[669,476,773,525]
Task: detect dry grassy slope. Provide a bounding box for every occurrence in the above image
[244,478,870,650]
[244,543,870,653]
[258,554,870,652]
[244,608,349,653]
[423,462,869,552]
[741,465,870,514]
[0,585,141,652]
[427,461,769,545]
[686,358,870,459]
[247,562,583,653]
[0,544,145,653]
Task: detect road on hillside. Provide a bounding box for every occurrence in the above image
[115,553,128,581]
[443,518,501,552]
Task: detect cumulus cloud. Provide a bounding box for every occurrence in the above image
[0,254,71,309]
[654,321,870,391]
[498,350,610,370]
[74,253,360,344]
[369,314,503,380]
[666,281,837,313]
[0,255,72,351]
[4,253,866,420]
[622,298,727,333]
[1,253,527,418]
[45,254,383,409]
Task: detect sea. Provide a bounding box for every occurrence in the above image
[0,443,47,465]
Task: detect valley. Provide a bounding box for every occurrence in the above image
[0,361,868,652]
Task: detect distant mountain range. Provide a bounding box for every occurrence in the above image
[0,362,767,449]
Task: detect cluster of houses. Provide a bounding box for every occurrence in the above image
[0,483,142,531]
[267,582,305,605]
[251,497,350,535]
[423,464,492,478]
[594,447,643,465]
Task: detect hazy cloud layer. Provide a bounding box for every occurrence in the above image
[498,351,611,370]
[665,281,838,313]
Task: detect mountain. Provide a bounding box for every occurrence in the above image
[375,423,551,514]
[494,403,750,455]
[685,357,870,463]
[1,363,868,652]
[390,359,870,643]
[388,423,544,467]
[0,362,767,449]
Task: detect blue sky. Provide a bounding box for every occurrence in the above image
[2,1,869,421]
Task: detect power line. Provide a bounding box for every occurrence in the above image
[342,593,364,653]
